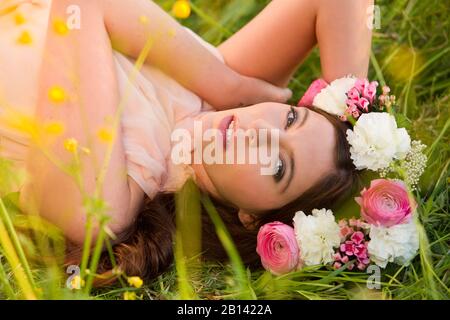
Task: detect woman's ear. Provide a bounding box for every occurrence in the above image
[238,209,258,230]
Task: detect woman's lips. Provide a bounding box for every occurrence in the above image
[218,115,234,149]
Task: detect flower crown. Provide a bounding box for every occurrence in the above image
[254,76,428,275]
[299,76,420,175]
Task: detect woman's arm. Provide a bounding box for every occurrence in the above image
[218,0,373,86]
[101,0,291,109]
[20,0,143,244]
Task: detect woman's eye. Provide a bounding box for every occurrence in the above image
[285,107,298,129]
[274,158,285,182]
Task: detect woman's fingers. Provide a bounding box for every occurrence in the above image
[246,77,293,105]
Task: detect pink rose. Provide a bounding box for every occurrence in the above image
[298,78,328,107]
[256,222,300,275]
[355,179,417,227]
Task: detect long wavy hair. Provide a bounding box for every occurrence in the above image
[72,107,360,282]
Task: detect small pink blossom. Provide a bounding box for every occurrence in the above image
[358,97,370,112]
[338,220,348,228]
[347,87,360,100]
[334,227,370,270]
[365,81,379,103]
[351,231,365,244]
[340,225,353,239]
[354,78,368,93]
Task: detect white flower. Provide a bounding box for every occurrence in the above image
[368,219,419,268]
[312,76,356,116]
[293,209,341,266]
[346,112,411,171]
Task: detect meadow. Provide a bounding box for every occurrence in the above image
[0,0,448,300]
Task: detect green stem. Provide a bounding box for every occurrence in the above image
[0,198,36,289]
[0,257,16,299]
[201,195,255,299]
[0,216,36,299]
[83,223,107,294]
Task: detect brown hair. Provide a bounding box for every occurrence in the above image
[92,107,360,281]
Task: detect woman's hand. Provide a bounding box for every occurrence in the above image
[226,74,293,109]
[206,70,293,110]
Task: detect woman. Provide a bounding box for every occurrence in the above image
[0,0,372,279]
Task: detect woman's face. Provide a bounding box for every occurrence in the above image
[191,103,336,214]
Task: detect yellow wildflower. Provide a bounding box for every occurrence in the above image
[17,30,32,45]
[127,276,143,289]
[123,291,136,300]
[97,127,114,143]
[14,13,26,25]
[44,121,65,136]
[172,0,191,19]
[48,86,66,104]
[64,138,78,153]
[53,18,69,36]
[69,275,85,290]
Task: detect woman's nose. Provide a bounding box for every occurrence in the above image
[247,119,277,131]
[245,119,282,148]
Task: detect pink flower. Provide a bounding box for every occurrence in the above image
[382,85,391,95]
[256,222,300,275]
[347,87,360,100]
[338,231,370,268]
[358,97,370,112]
[340,225,353,239]
[354,78,368,93]
[298,78,329,107]
[365,81,379,103]
[351,231,365,243]
[355,179,417,227]
[338,220,348,228]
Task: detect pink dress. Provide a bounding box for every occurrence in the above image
[0,0,220,198]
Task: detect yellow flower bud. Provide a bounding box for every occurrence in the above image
[69,275,85,290]
[123,291,136,300]
[97,127,114,143]
[17,31,32,45]
[64,138,78,153]
[172,0,191,19]
[127,276,143,289]
[48,86,66,104]
[53,19,69,36]
[15,13,26,25]
[44,122,65,136]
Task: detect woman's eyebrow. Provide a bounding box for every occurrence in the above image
[296,108,309,129]
[281,109,309,193]
[281,153,295,193]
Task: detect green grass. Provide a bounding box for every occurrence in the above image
[0,0,449,300]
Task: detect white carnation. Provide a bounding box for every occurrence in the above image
[293,209,341,266]
[346,112,411,171]
[368,219,419,268]
[312,76,356,116]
